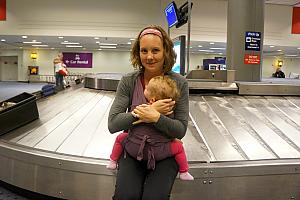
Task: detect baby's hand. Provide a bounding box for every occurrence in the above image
[133,119,143,125]
[131,111,142,125]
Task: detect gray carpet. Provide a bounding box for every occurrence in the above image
[0,82,46,102]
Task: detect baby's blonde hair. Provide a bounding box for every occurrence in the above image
[147,76,179,101]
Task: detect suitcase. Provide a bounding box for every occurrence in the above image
[0,92,39,135]
[42,84,56,97]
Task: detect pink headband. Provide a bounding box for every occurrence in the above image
[140,28,162,38]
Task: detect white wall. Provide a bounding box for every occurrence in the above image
[0,50,24,81]
[264,4,300,47]
[262,56,300,78]
[170,0,228,42]
[0,56,18,81]
[21,49,132,78]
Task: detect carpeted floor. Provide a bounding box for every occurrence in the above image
[0,82,46,102]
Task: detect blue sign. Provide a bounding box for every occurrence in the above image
[245,31,261,51]
[165,2,178,28]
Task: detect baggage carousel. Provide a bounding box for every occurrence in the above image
[0,75,300,199]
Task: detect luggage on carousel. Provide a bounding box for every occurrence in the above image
[42,84,56,97]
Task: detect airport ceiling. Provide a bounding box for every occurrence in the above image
[0,0,300,58]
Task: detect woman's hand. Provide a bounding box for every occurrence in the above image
[132,104,160,124]
[151,99,175,115]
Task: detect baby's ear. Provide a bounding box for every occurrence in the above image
[149,98,156,104]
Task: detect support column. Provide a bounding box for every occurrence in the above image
[226,0,265,82]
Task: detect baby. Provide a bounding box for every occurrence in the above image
[107,75,194,181]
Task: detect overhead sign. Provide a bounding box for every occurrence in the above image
[245,31,261,51]
[292,7,300,34]
[0,0,6,21]
[63,52,92,68]
[244,54,260,64]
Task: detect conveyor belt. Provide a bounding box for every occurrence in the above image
[0,87,300,200]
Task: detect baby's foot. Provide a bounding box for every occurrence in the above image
[179,172,194,181]
[106,160,117,170]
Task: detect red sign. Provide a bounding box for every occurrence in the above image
[292,7,300,34]
[244,54,260,64]
[0,0,6,21]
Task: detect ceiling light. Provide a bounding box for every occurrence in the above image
[23,41,41,44]
[63,40,69,43]
[99,43,117,46]
[198,45,203,47]
[58,36,64,39]
[269,45,275,48]
[61,42,80,45]
[1,39,5,42]
[96,41,100,43]
[32,44,48,47]
[209,42,215,45]
[130,38,135,41]
[66,45,83,48]
[277,49,282,51]
[94,37,99,40]
[285,54,298,57]
[209,47,226,50]
[127,42,131,44]
[297,47,300,49]
[198,49,214,52]
[22,36,27,39]
[98,48,102,50]
[99,46,117,48]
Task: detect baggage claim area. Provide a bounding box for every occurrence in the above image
[1,0,300,200]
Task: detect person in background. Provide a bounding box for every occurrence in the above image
[107,75,194,181]
[53,53,66,90]
[108,25,189,200]
[272,67,285,78]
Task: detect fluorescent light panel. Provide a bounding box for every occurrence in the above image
[209,47,225,50]
[99,46,117,48]
[61,42,80,45]
[66,45,83,48]
[23,41,41,44]
[32,44,48,47]
[99,43,117,46]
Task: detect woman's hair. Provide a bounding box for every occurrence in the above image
[130,25,176,73]
[147,76,180,101]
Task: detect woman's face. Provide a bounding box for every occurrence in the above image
[139,34,165,75]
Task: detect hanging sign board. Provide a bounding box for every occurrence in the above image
[63,52,92,68]
[0,0,6,21]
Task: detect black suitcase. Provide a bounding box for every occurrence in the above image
[0,92,39,135]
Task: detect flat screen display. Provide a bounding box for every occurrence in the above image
[172,35,186,75]
[164,2,178,28]
[172,41,181,73]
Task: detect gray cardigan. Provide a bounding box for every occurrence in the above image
[108,70,189,139]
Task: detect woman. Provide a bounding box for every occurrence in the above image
[108,25,189,200]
